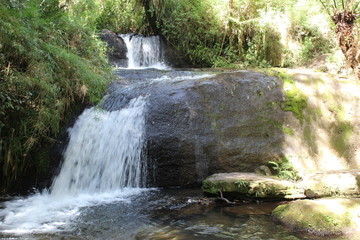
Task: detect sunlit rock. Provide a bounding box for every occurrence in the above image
[273,198,360,235]
[301,170,360,198]
[202,172,305,199]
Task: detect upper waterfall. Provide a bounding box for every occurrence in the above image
[120,34,168,69]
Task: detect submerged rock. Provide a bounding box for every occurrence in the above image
[272,198,360,235]
[202,172,305,199]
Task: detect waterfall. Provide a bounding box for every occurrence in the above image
[51,96,147,196]
[120,34,168,69]
[0,96,148,233]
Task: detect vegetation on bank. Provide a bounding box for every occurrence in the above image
[87,0,338,68]
[0,0,111,192]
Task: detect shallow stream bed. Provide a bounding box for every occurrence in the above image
[1,188,355,240]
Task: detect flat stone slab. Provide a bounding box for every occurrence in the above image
[202,172,305,199]
[273,198,360,235]
[301,170,360,198]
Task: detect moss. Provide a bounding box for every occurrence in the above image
[209,113,221,131]
[330,121,353,159]
[282,126,294,135]
[202,179,220,194]
[202,179,251,195]
[264,69,307,124]
[272,203,289,216]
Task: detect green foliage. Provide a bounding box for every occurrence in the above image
[95,0,144,33]
[0,0,111,191]
[154,0,334,67]
[236,180,250,192]
[59,0,335,68]
[268,157,299,181]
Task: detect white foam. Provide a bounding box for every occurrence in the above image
[0,188,147,234]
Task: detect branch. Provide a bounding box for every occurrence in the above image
[319,0,333,16]
[353,1,360,12]
[218,190,235,204]
[342,0,346,9]
[333,0,338,9]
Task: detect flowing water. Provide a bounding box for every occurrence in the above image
[120,34,168,69]
[0,96,148,234]
[0,35,358,240]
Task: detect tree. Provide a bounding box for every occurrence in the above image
[319,0,360,78]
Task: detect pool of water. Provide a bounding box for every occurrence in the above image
[1,188,357,240]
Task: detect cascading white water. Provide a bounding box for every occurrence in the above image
[120,34,168,69]
[51,96,147,197]
[0,96,148,233]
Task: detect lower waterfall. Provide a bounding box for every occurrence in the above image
[0,96,147,233]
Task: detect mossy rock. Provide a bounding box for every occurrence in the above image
[272,198,360,235]
[202,172,305,199]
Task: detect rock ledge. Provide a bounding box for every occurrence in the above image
[202,172,305,199]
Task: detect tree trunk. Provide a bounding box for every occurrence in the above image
[228,0,234,47]
[332,10,360,78]
[142,0,161,35]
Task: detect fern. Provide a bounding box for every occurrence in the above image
[268,157,299,181]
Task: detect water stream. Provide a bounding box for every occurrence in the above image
[0,35,356,240]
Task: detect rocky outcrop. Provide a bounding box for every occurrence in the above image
[99,29,127,67]
[202,172,305,199]
[106,68,360,188]
[105,70,286,187]
[273,198,360,235]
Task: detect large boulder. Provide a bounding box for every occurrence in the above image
[99,29,128,67]
[106,70,286,187]
[273,198,360,235]
[102,68,360,188]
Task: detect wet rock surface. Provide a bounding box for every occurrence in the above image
[106,69,286,187]
[99,29,128,67]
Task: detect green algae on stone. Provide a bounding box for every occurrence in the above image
[264,69,308,124]
[272,198,360,235]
